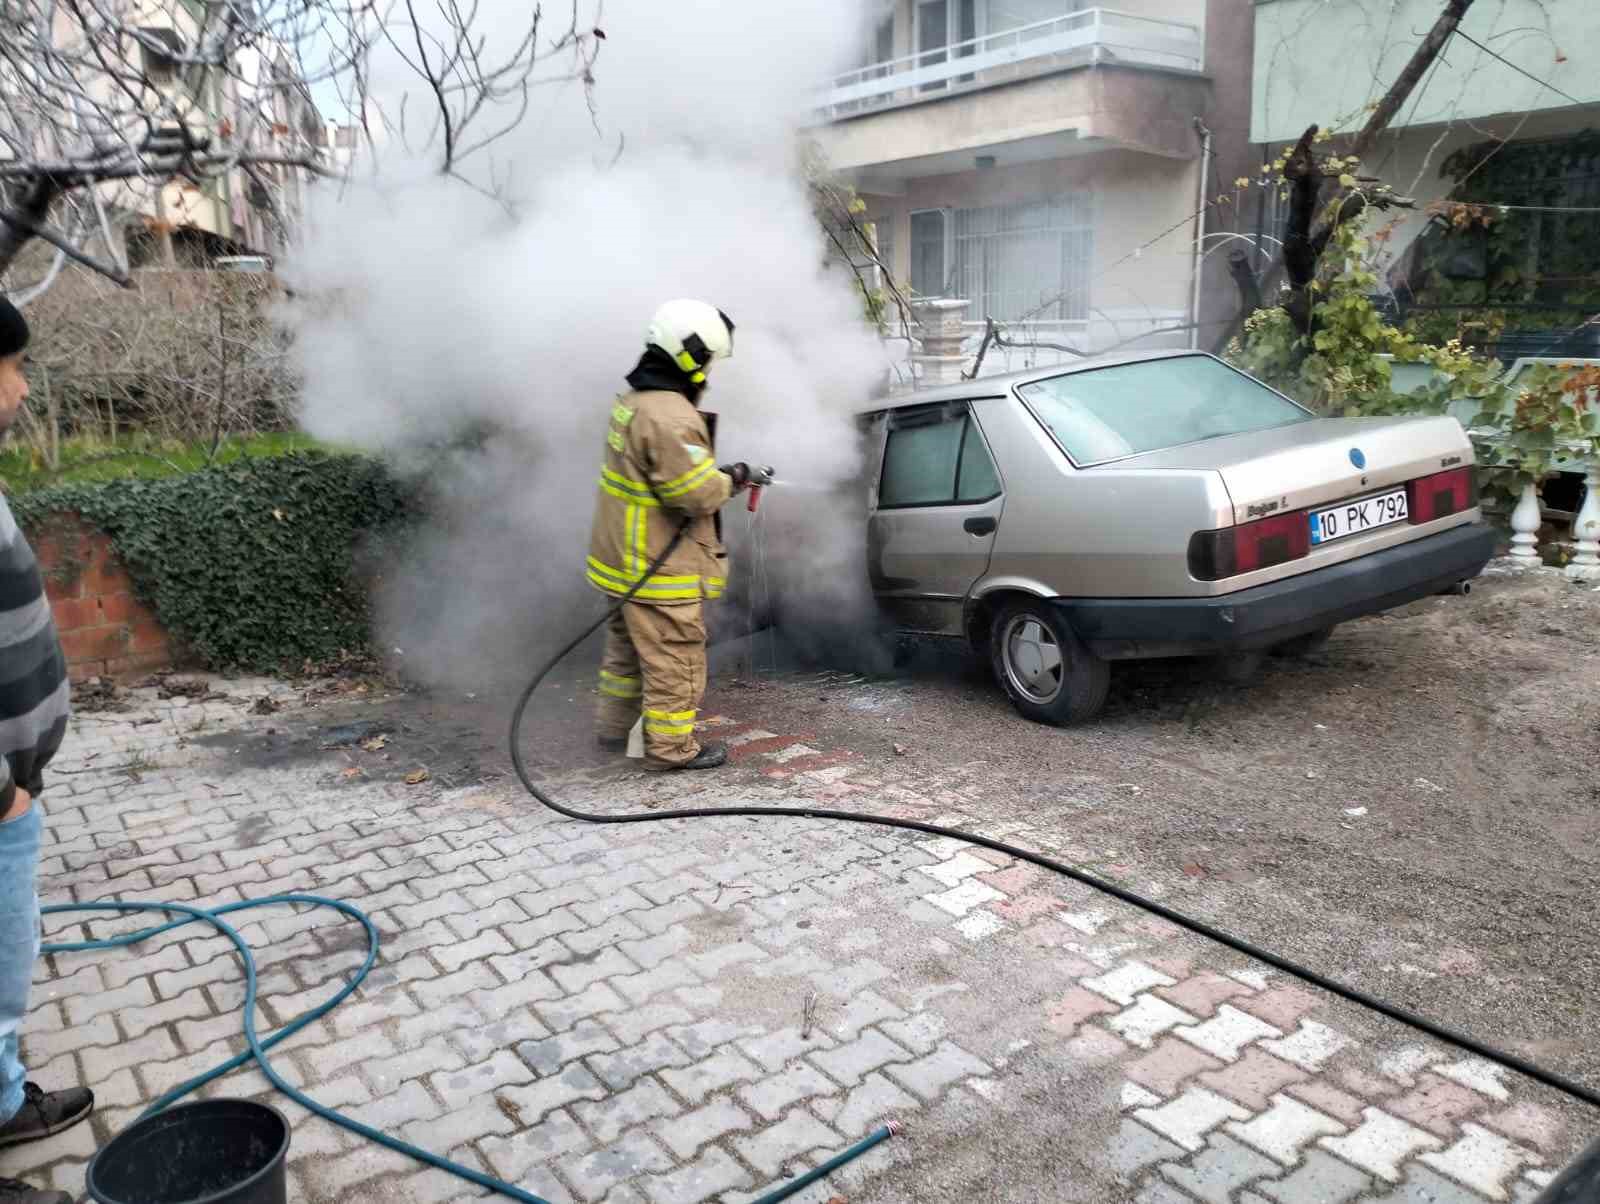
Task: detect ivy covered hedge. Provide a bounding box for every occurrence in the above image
[14,452,413,673]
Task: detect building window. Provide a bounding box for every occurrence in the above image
[1396,131,1600,351]
[910,209,948,298]
[138,27,183,87]
[916,0,978,89]
[952,194,1093,322]
[988,0,1087,34]
[870,14,893,65]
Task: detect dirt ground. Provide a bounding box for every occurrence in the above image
[745,569,1600,1084]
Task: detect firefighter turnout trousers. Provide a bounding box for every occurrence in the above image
[595,601,708,767]
[587,386,732,768]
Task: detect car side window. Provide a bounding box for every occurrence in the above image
[878,404,1002,509]
[881,418,963,507]
[956,419,1001,503]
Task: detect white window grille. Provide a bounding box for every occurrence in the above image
[951,194,1093,322]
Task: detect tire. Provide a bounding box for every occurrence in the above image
[989,600,1110,726]
[1273,626,1335,658]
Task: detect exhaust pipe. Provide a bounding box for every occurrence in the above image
[1438,580,1471,597]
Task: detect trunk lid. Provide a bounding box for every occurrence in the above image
[1103,415,1473,525]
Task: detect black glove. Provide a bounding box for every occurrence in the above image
[721,463,774,491]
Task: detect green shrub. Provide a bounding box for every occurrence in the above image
[14,452,413,673]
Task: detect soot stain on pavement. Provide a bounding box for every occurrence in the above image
[192,693,501,788]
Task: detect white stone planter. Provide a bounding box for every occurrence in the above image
[909,298,972,388]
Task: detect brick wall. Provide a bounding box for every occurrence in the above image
[26,514,176,681]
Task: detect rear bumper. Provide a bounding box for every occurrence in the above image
[1055,522,1499,660]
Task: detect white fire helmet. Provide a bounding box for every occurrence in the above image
[645,299,735,384]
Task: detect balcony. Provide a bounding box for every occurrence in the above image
[811,7,1209,185]
[817,8,1202,121]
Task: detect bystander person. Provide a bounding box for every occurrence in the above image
[0,295,93,1204]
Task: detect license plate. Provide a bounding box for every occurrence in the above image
[1309,488,1409,545]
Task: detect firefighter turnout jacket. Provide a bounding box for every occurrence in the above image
[587,389,733,605]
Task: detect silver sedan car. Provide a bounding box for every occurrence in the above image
[858,350,1497,724]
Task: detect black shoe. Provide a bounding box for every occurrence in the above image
[649,741,728,771]
[597,735,628,753]
[0,1179,70,1203]
[0,1083,93,1148]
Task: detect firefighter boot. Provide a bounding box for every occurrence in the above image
[674,741,727,771]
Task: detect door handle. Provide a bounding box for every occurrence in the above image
[963,516,997,536]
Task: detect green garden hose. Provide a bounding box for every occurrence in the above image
[43,896,895,1203]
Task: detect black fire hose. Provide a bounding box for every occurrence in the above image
[510,518,1600,1196]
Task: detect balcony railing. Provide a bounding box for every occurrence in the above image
[818,8,1203,120]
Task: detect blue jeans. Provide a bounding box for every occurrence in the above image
[0,799,41,1125]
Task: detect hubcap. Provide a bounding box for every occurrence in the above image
[1002,615,1064,705]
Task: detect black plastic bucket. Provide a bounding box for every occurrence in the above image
[86,1099,289,1204]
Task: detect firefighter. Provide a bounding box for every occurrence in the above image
[587,299,769,770]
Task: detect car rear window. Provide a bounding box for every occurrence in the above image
[1015,354,1310,466]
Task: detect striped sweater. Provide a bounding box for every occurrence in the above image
[0,496,68,809]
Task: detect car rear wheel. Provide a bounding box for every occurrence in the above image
[1273,626,1335,657]
[990,601,1109,726]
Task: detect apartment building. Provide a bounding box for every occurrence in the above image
[118,27,323,267]
[1252,0,1600,359]
[811,1,1256,377]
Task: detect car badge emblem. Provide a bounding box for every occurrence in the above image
[1349,448,1367,470]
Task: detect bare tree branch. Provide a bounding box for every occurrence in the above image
[1,0,602,292]
[1350,0,1476,162]
[0,207,131,284]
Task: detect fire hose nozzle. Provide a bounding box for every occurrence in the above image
[747,466,775,513]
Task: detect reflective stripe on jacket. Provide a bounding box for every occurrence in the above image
[586,389,733,605]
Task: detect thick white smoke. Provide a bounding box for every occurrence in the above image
[288,0,893,689]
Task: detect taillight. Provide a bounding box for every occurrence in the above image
[1407,467,1475,524]
[1188,510,1310,581]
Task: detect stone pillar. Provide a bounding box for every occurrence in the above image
[1507,480,1543,568]
[1565,460,1600,581]
[910,298,972,388]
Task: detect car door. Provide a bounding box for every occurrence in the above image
[866,399,1005,635]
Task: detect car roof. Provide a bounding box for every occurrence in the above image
[858,347,1207,414]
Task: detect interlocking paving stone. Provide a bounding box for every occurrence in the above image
[1160,1132,1283,1204]
[26,687,1583,1204]
[1256,1149,1377,1203]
